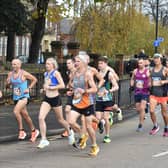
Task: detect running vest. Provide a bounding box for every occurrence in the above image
[87,66,96,104]
[10,70,30,100]
[44,70,59,86]
[134,68,149,95]
[151,66,167,97]
[73,74,85,90]
[72,73,94,108]
[96,70,113,102]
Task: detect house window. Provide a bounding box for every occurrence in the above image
[15,36,19,57]
[4,37,7,56]
[22,36,25,55]
[25,36,29,57]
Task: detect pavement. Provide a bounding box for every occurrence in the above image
[0,100,137,143]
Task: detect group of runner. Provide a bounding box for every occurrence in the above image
[0,52,123,157]
[2,51,167,157]
[130,53,168,136]
[50,53,122,156]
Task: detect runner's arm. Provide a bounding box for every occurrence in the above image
[23,71,37,89]
[6,72,12,88]
[86,73,97,94]
[93,68,104,89]
[66,73,73,90]
[108,66,119,81]
[130,69,136,87]
[108,72,119,92]
[146,69,151,88]
[161,67,168,85]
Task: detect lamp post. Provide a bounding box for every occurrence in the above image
[155,0,159,53]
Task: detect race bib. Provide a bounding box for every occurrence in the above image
[152,77,161,86]
[14,87,21,96]
[97,87,111,101]
[136,80,144,89]
[72,90,90,109]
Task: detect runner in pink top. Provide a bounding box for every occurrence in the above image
[130,58,151,132]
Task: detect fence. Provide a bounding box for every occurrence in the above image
[0,73,134,107]
[0,73,44,104]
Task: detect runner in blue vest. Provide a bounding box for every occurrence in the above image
[37,57,74,149]
[6,59,39,142]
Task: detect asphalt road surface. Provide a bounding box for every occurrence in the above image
[0,108,168,168]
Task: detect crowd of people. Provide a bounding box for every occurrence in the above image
[1,50,168,157]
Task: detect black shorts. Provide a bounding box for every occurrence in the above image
[14,97,29,105]
[96,101,115,112]
[134,94,149,103]
[43,95,62,107]
[66,95,73,106]
[71,105,95,116]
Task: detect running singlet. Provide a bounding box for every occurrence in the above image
[72,74,93,108]
[96,70,113,102]
[87,66,96,104]
[134,68,149,95]
[44,70,59,86]
[10,70,29,100]
[151,66,167,97]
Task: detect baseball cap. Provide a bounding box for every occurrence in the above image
[153,53,162,58]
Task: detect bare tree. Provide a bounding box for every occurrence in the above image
[142,0,168,23]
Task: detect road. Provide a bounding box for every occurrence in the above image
[0,109,168,168]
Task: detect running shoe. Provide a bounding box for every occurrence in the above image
[68,129,75,145]
[109,112,114,126]
[89,144,100,156]
[136,127,144,132]
[30,129,39,142]
[98,120,104,134]
[103,135,111,143]
[149,125,160,135]
[18,130,27,140]
[79,134,88,149]
[61,130,69,137]
[37,139,50,149]
[117,109,123,121]
[136,124,143,132]
[163,128,168,137]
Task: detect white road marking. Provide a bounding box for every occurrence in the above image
[152,151,168,158]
